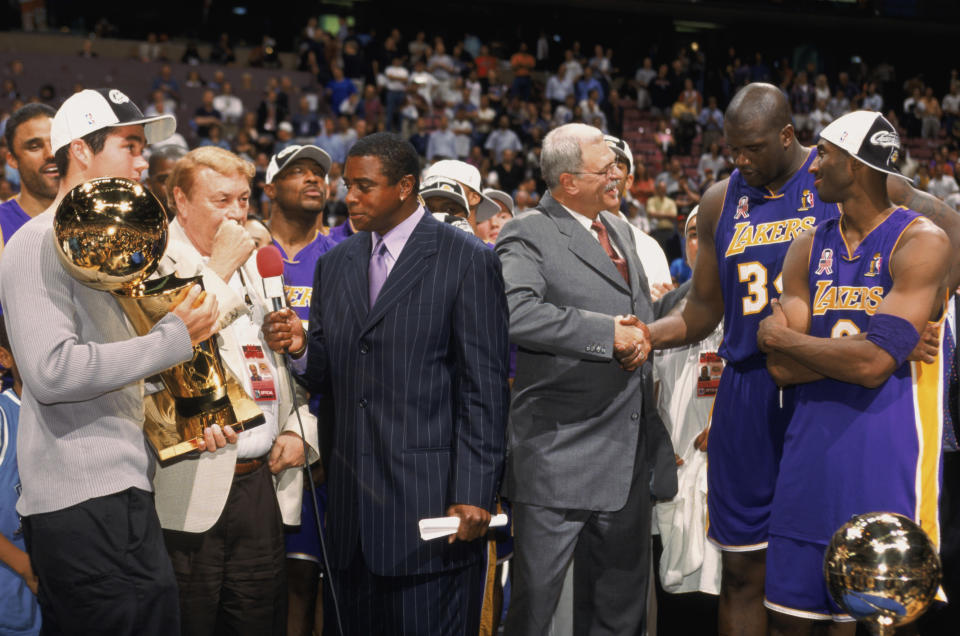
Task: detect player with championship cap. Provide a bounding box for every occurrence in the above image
[757,110,957,632]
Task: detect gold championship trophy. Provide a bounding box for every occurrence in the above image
[53,177,264,461]
[824,512,942,635]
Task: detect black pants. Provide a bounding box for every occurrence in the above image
[24,487,180,636]
[164,464,287,636]
[330,542,483,636]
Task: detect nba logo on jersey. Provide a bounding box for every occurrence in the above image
[865,252,882,277]
[815,248,834,275]
[798,189,815,211]
[735,195,750,219]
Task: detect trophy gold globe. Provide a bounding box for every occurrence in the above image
[824,512,941,636]
[54,177,264,461]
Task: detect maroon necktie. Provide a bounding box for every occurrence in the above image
[591,219,630,285]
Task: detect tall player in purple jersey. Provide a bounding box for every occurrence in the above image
[757,111,955,634]
[261,144,335,636]
[642,85,960,636]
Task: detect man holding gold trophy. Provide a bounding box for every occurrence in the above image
[0,89,222,634]
[153,145,319,636]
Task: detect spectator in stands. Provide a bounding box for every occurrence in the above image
[408,30,429,63]
[581,90,608,132]
[546,63,575,106]
[451,109,474,159]
[826,88,850,120]
[576,66,605,106]
[913,162,931,192]
[426,114,457,161]
[290,96,320,138]
[698,95,724,152]
[862,81,884,112]
[697,141,726,183]
[494,148,524,195]
[209,33,236,65]
[650,64,676,116]
[384,57,410,133]
[325,66,357,115]
[192,89,223,140]
[790,71,813,137]
[510,42,536,101]
[256,89,285,138]
[199,123,230,151]
[630,161,656,209]
[77,38,98,59]
[928,163,959,201]
[648,176,680,261]
[813,73,831,104]
[633,57,657,110]
[943,81,960,139]
[210,82,242,128]
[808,97,832,139]
[151,64,179,102]
[903,86,923,137]
[139,32,162,63]
[406,116,429,157]
[144,89,176,119]
[920,85,943,139]
[485,115,523,163]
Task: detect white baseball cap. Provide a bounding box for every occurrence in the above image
[818,110,907,180]
[51,88,176,154]
[482,188,515,216]
[265,144,332,184]
[424,159,500,223]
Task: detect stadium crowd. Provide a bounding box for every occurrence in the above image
[3,22,960,268]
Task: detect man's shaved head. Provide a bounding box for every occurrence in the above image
[726,83,793,133]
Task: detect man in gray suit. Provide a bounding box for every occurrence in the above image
[497,122,677,635]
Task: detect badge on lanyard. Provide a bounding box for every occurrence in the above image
[696,352,724,397]
[242,344,277,402]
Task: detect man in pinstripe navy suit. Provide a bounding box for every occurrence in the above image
[263,133,510,634]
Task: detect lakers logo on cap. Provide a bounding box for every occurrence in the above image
[798,189,814,211]
[108,89,130,105]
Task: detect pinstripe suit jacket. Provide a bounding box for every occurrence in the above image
[496,191,678,511]
[304,210,510,576]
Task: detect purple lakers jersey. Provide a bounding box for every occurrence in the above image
[714,150,839,363]
[769,208,943,547]
[274,233,336,328]
[0,199,31,252]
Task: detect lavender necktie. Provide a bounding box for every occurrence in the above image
[369,238,389,308]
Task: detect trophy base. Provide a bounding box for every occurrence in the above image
[143,370,266,463]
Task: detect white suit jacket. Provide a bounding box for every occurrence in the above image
[152,220,319,533]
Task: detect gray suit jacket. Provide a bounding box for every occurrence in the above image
[496,191,677,511]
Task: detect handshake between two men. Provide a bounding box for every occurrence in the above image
[614,314,652,372]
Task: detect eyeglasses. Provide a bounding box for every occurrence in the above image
[569,162,620,178]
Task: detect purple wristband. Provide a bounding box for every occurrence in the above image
[866,313,920,368]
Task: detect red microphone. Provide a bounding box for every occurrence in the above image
[256,245,286,312]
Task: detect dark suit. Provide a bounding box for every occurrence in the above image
[303,210,510,634]
[497,192,677,635]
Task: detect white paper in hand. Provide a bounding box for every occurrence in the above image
[418,513,508,541]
